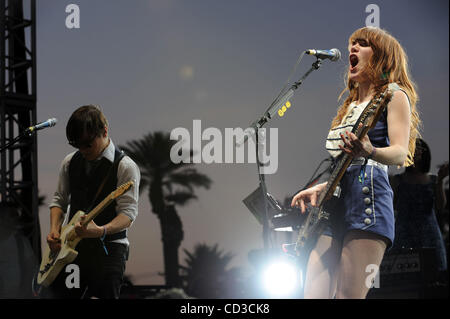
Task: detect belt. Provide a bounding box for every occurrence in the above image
[350,157,388,172]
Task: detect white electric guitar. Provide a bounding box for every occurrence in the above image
[37,180,134,287]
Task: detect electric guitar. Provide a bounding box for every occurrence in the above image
[37,180,134,287]
[287,87,394,283]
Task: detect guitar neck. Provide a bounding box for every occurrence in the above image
[318,154,352,205]
[82,194,114,226]
[318,124,371,206]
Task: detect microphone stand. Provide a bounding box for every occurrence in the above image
[243,58,323,252]
[0,129,34,153]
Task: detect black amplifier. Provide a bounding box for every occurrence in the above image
[367,248,448,299]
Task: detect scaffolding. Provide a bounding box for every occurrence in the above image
[0,0,40,261]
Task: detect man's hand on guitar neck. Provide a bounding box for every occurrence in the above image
[74,214,104,239]
[74,214,132,239]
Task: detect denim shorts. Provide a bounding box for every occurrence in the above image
[322,163,395,248]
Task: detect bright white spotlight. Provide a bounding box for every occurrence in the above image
[262,261,299,297]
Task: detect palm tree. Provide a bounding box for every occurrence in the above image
[120,131,212,287]
[180,243,243,298]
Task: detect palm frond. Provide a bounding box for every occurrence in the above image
[165,191,197,206]
[168,169,212,190]
[119,130,213,209]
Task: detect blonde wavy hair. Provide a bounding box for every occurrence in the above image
[331,27,420,166]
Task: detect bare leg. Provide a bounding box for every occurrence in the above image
[335,230,387,299]
[303,235,342,299]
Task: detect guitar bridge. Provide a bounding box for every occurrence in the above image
[39,251,58,275]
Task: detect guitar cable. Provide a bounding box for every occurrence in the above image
[290,156,335,203]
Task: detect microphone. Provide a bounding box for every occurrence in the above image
[305,48,341,61]
[26,118,58,132]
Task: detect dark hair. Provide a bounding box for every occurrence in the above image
[66,105,108,143]
[407,138,431,173]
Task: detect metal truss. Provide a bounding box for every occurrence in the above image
[0,0,40,261]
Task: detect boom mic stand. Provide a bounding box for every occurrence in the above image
[0,128,35,153]
[240,57,323,252]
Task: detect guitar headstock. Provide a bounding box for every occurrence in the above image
[111,180,134,199]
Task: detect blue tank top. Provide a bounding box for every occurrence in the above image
[326,82,409,158]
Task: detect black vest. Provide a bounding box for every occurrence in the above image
[68,147,126,241]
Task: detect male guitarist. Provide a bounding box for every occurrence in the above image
[46,105,140,299]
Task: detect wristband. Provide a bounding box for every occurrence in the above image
[101,226,107,240]
[100,226,108,255]
[368,147,377,160]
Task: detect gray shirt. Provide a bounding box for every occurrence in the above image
[49,139,140,246]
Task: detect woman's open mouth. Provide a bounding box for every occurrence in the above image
[349,54,359,69]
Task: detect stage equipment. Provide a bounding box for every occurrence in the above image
[241,49,338,251]
[367,248,448,299]
[0,0,40,263]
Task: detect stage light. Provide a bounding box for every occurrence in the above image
[262,260,299,297]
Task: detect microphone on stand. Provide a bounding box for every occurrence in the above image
[26,118,58,133]
[305,48,341,61]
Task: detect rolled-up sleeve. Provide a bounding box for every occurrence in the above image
[116,156,140,225]
[49,152,75,215]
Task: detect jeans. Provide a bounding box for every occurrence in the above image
[45,239,128,299]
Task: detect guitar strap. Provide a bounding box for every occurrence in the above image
[86,163,114,212]
[86,150,124,212]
